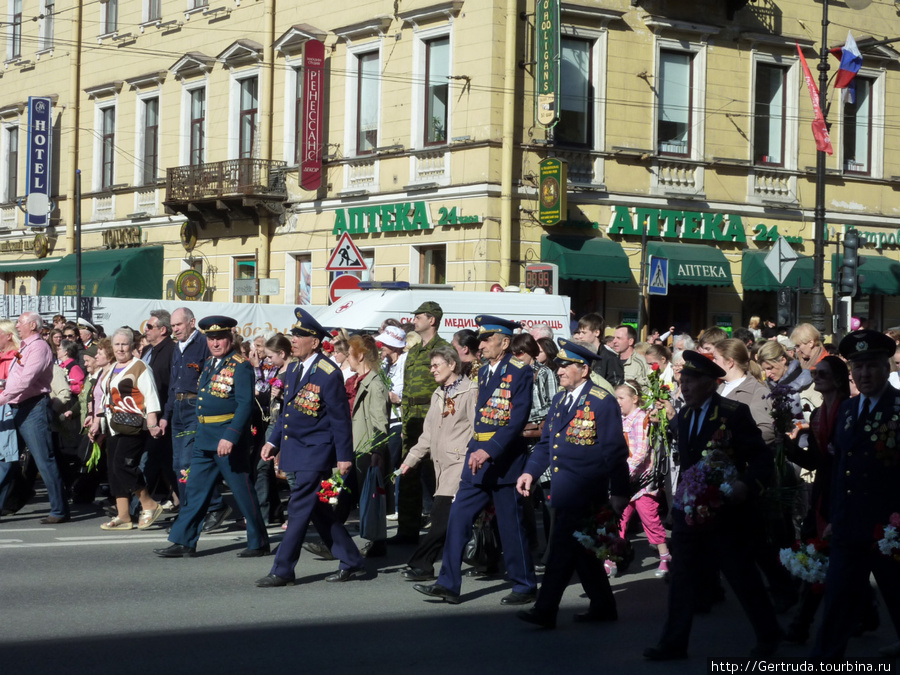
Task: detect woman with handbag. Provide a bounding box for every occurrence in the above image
[90,328,165,531]
[399,345,477,581]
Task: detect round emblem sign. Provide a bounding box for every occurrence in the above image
[33,233,49,258]
[180,221,198,252]
[175,269,205,300]
[540,176,560,210]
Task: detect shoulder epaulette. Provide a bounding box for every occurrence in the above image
[231,354,246,363]
[720,398,740,410]
[589,386,607,399]
[509,357,525,369]
[317,359,336,375]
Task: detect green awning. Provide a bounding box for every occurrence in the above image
[39,246,164,298]
[645,242,733,287]
[0,257,62,273]
[540,235,632,283]
[832,254,900,295]
[741,250,814,291]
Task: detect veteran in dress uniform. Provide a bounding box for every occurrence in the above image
[515,339,630,629]
[255,308,365,587]
[414,315,537,605]
[154,316,269,558]
[812,330,900,661]
[644,351,780,661]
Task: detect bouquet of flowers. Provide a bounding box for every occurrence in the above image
[767,383,799,436]
[637,362,673,491]
[85,442,102,472]
[875,512,900,562]
[673,449,738,527]
[573,504,632,565]
[318,470,346,505]
[779,537,829,584]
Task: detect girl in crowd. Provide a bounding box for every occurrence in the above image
[615,380,669,578]
[0,320,20,511]
[645,344,674,387]
[713,339,775,445]
[263,334,296,530]
[536,336,559,367]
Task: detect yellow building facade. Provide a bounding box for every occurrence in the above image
[0,0,898,334]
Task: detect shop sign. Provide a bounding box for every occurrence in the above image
[103,226,142,249]
[538,158,566,225]
[26,96,53,228]
[175,269,205,301]
[608,205,747,242]
[332,201,480,235]
[713,315,733,337]
[849,226,900,250]
[33,233,48,258]
[300,39,325,191]
[0,239,27,253]
[534,0,560,128]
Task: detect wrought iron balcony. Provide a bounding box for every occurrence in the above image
[165,158,287,202]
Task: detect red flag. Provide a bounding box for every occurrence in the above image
[797,42,833,155]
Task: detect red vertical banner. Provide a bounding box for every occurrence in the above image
[301,39,325,191]
[797,42,834,156]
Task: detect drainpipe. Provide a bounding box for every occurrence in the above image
[64,0,84,255]
[257,0,276,303]
[499,0,518,286]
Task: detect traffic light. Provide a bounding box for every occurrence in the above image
[840,230,860,296]
[777,287,795,327]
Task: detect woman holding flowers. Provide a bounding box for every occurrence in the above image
[615,380,670,578]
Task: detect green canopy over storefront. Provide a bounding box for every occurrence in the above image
[832,254,900,295]
[0,257,62,273]
[39,246,164,298]
[540,235,632,283]
[741,250,814,291]
[645,242,733,287]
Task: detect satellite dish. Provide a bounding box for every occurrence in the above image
[845,0,873,10]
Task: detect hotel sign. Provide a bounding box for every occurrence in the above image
[300,40,325,191]
[535,0,560,128]
[26,96,53,228]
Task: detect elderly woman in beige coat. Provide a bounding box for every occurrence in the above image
[398,345,477,581]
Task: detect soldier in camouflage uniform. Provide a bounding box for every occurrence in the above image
[392,301,450,544]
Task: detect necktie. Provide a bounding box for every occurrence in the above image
[858,397,871,428]
[690,408,702,445]
[564,393,574,411]
[296,363,304,381]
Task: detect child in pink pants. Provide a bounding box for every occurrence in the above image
[614,381,670,578]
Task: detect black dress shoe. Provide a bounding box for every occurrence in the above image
[573,609,618,623]
[361,540,387,558]
[325,566,366,582]
[255,573,294,588]
[465,567,499,578]
[643,645,688,661]
[516,608,556,629]
[501,591,537,606]
[401,567,435,581]
[40,515,70,524]
[201,505,233,532]
[302,541,336,560]
[154,544,197,558]
[386,533,419,545]
[414,583,461,604]
[237,546,271,558]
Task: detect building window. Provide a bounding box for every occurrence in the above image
[292,67,302,165]
[239,77,258,159]
[4,125,17,203]
[146,0,161,22]
[39,0,54,51]
[418,245,446,284]
[189,87,205,166]
[9,0,22,59]
[356,51,380,155]
[102,0,118,34]
[657,50,693,156]
[141,97,159,185]
[424,37,449,146]
[233,256,256,303]
[100,106,116,189]
[189,0,207,9]
[754,64,787,166]
[843,77,873,175]
[556,38,592,148]
[295,254,312,305]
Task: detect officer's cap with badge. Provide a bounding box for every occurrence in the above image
[475,315,521,341]
[554,338,601,369]
[839,329,896,362]
[291,307,327,340]
[680,349,726,379]
[199,315,237,339]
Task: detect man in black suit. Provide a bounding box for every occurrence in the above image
[812,330,900,661]
[139,310,177,506]
[644,350,781,661]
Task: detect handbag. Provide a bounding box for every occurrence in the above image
[358,466,387,542]
[463,509,501,570]
[522,421,544,439]
[109,411,144,435]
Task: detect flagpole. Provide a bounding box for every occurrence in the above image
[811,0,830,334]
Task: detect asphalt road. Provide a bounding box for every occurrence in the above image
[1,488,897,675]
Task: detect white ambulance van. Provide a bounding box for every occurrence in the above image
[313,283,572,339]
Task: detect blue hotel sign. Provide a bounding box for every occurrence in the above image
[26,96,52,228]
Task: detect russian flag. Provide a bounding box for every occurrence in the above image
[830,31,862,102]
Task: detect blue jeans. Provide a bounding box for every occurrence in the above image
[14,395,69,518]
[171,397,223,512]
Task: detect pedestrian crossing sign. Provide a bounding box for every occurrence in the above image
[326,232,368,272]
[648,256,668,296]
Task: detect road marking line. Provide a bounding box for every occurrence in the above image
[0,539,23,543]
[0,528,49,532]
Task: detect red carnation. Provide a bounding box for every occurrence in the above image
[650,362,659,371]
[375,341,384,349]
[330,330,339,337]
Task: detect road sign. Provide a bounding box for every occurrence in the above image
[763,236,798,284]
[647,256,668,296]
[329,274,360,303]
[326,232,367,272]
